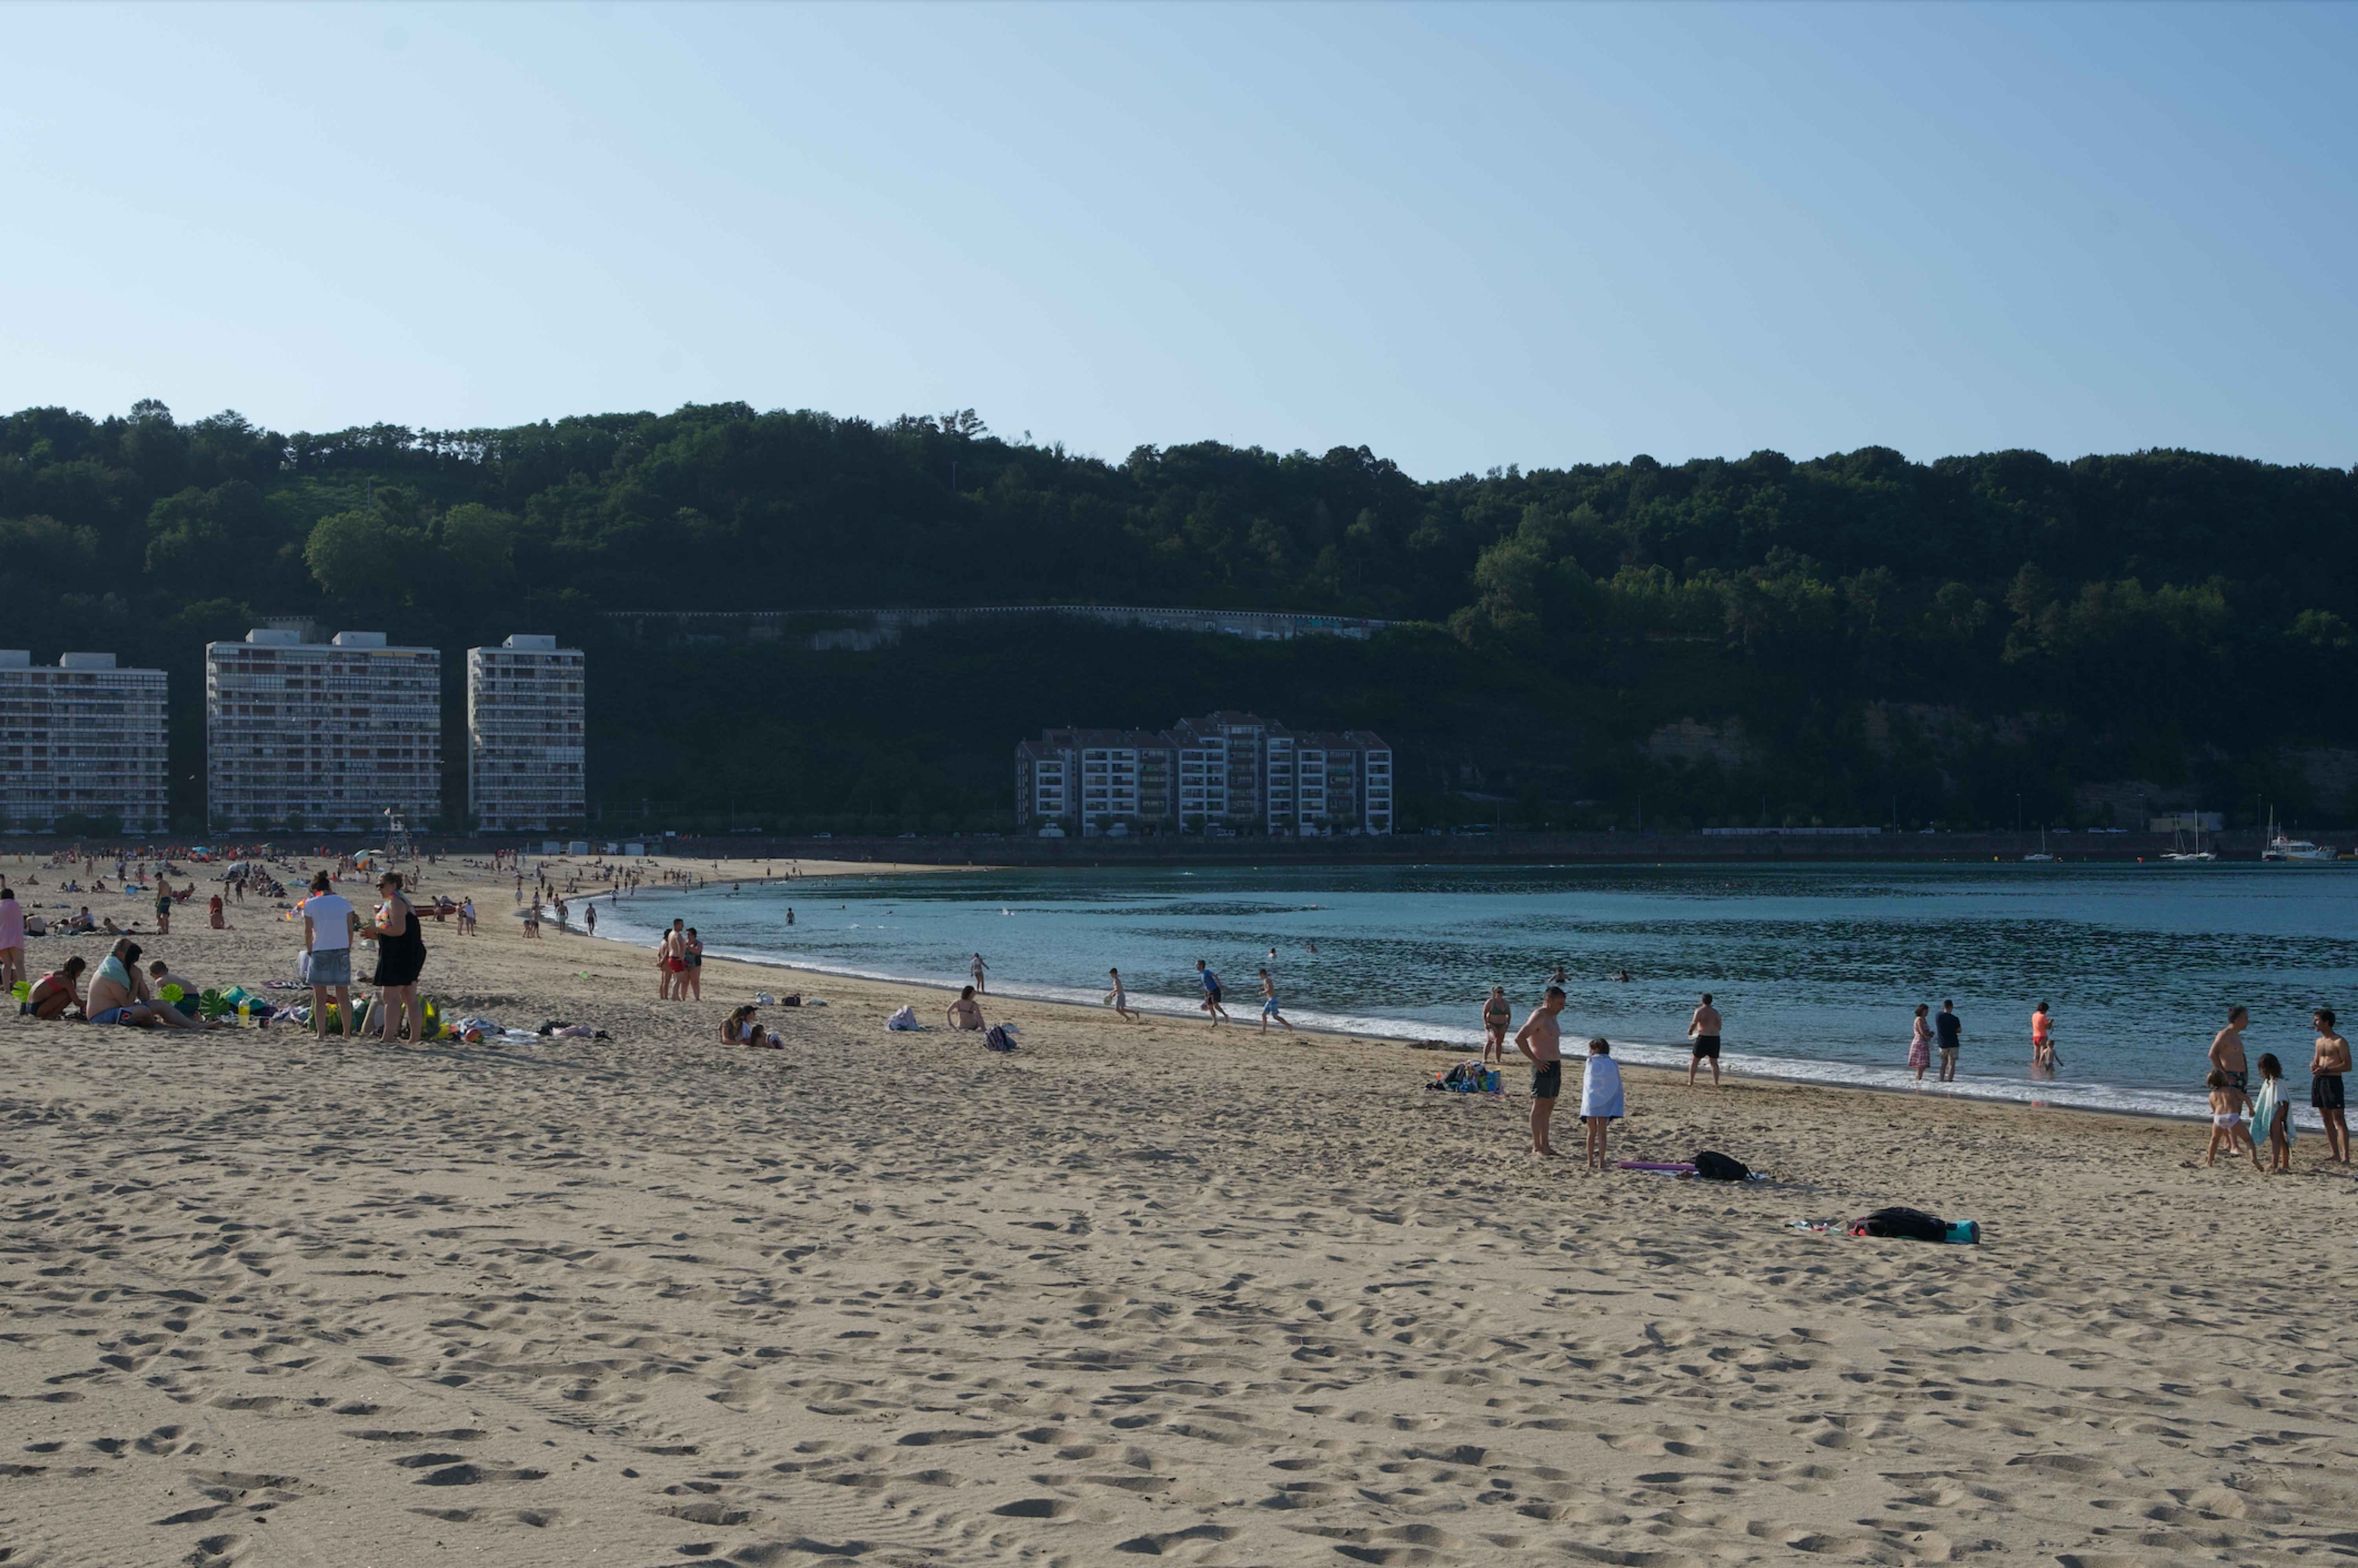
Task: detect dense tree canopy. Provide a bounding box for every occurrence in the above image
[2,399,2352,833]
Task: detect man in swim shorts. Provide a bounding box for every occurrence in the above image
[1515,985,1567,1157]
[2209,1006,2250,1094]
[1257,968,1293,1034]
[1196,959,1227,1027]
[1935,999,1962,1082]
[1687,992,1723,1086]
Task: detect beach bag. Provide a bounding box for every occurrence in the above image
[984,1024,1017,1052]
[1693,1150,1752,1182]
[887,1005,920,1031]
[1847,1206,1946,1242]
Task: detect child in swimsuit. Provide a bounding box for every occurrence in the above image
[2251,1053,2294,1173]
[2203,1068,2255,1167]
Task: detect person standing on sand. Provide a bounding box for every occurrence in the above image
[1196,960,1227,1026]
[363,872,427,1046]
[1936,1000,1962,1082]
[1481,986,1511,1063]
[658,919,686,999]
[585,903,596,937]
[2031,1001,2059,1076]
[1515,985,1567,1157]
[970,953,988,994]
[1578,1037,1624,1170]
[1687,993,1723,1086]
[2209,1006,2250,1095]
[1257,968,1293,1033]
[1105,968,1140,1022]
[0,884,24,993]
[2312,1009,2351,1164]
[683,927,704,1000]
[1908,1004,1934,1081]
[302,871,357,1041]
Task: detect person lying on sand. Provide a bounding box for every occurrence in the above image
[946,986,986,1030]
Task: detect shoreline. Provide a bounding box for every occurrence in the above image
[573,881,2269,1132]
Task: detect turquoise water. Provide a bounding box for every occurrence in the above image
[599,863,2358,1124]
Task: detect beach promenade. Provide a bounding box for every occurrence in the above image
[2,855,2351,1566]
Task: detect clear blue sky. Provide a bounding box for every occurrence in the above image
[4,2,2352,477]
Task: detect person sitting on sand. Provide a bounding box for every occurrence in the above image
[146,960,204,1018]
[2204,1068,2255,1166]
[1579,1037,1625,1171]
[721,1004,779,1049]
[946,986,985,1030]
[85,940,203,1029]
[23,957,87,1019]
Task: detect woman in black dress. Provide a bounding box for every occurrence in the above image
[364,871,428,1045]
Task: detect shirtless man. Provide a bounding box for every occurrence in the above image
[946,985,986,1031]
[84,939,202,1028]
[1515,985,1568,1157]
[2312,1008,2350,1164]
[1687,992,1723,1086]
[2209,1006,2251,1096]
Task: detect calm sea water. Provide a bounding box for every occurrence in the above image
[597,863,2357,1124]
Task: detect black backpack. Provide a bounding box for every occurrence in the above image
[1693,1150,1751,1182]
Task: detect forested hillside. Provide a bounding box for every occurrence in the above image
[3,398,2354,835]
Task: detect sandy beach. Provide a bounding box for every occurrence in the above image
[4,850,2355,1567]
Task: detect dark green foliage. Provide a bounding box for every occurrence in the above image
[2,400,2353,834]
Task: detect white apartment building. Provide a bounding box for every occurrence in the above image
[467,635,586,832]
[1015,713,1392,835]
[205,629,441,831]
[0,651,169,834]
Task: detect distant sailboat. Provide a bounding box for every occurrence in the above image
[2161,816,2216,863]
[2023,826,2056,863]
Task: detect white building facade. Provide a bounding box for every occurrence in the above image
[1015,713,1392,836]
[205,629,442,831]
[466,635,586,832]
[0,651,169,833]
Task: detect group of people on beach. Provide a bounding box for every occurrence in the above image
[2203,1004,2351,1169]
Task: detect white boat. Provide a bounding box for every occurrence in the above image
[2259,806,2333,861]
[2161,819,2216,863]
[2023,826,2057,862]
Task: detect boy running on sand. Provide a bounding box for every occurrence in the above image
[1258,968,1293,1033]
[1105,968,1140,1022]
[1515,986,1567,1157]
[1196,960,1227,1026]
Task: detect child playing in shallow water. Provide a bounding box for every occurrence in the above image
[2250,1053,2295,1173]
[2204,1068,2255,1166]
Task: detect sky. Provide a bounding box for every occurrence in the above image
[2,1,2353,478]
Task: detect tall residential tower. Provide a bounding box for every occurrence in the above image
[0,651,169,834]
[205,629,441,831]
[466,635,586,832]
